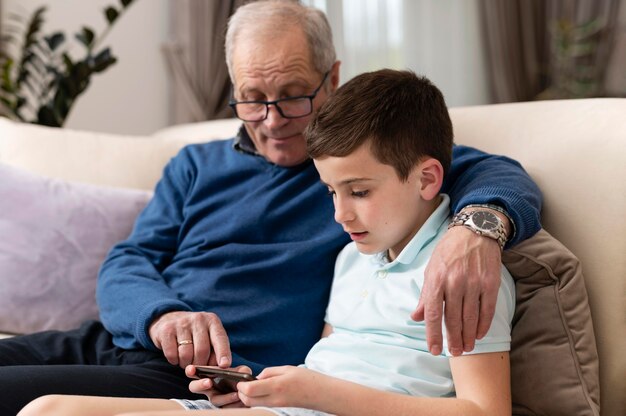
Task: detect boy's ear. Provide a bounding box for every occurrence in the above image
[418,158,444,201]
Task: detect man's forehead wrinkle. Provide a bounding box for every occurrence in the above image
[232,28,314,92]
[235,58,316,93]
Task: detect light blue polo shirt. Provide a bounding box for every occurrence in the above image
[303,194,515,397]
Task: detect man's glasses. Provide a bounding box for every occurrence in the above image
[229,72,329,122]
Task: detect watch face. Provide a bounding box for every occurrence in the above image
[471,211,499,231]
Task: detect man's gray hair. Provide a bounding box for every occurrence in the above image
[225,0,336,84]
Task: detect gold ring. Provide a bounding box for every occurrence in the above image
[177,339,193,346]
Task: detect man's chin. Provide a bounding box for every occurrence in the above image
[263,145,309,167]
[269,153,310,167]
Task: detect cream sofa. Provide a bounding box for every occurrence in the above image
[0,98,624,415]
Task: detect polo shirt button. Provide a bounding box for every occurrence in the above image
[377,270,388,279]
[361,289,369,298]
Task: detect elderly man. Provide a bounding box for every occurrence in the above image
[0,0,541,414]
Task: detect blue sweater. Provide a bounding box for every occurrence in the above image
[97,138,541,374]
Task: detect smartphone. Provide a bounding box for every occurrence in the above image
[194,366,257,383]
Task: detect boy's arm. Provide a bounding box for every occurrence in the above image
[238,353,510,416]
[414,144,542,356]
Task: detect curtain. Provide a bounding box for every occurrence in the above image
[0,1,3,55]
[163,0,247,124]
[480,0,623,103]
[479,0,548,103]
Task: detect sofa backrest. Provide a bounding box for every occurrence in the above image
[0,117,241,190]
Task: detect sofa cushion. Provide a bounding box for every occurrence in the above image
[503,229,600,416]
[0,164,152,334]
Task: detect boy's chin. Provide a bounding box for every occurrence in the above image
[354,242,382,255]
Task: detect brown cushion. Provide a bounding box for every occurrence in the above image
[503,229,600,415]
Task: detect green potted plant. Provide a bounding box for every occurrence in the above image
[0,0,135,127]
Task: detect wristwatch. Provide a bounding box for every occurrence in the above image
[449,209,508,249]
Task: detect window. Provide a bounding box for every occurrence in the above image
[302,0,490,106]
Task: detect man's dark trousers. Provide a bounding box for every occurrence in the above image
[0,321,201,416]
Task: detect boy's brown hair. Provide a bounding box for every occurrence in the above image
[305,69,453,180]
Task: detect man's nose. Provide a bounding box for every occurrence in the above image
[264,104,289,129]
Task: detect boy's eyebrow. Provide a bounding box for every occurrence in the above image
[320,177,374,186]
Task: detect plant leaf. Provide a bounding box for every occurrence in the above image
[7,12,27,23]
[16,6,48,90]
[75,27,95,49]
[23,7,46,47]
[45,32,65,51]
[92,48,117,72]
[0,96,13,109]
[73,61,92,84]
[0,58,15,91]
[105,7,119,24]
[17,52,35,83]
[1,33,19,46]
[54,84,71,114]
[36,104,60,127]
[21,74,40,97]
[27,47,49,72]
[62,53,74,71]
[121,0,134,7]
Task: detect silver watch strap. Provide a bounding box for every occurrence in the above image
[462,203,516,243]
[448,210,508,249]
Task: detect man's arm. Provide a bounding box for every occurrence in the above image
[443,144,542,245]
[96,148,231,368]
[413,144,542,355]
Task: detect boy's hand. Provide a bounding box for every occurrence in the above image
[237,366,329,409]
[186,365,250,408]
[412,226,501,356]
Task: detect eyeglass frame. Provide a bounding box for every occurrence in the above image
[228,71,330,122]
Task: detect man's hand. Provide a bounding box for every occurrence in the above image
[149,311,231,368]
[411,226,503,356]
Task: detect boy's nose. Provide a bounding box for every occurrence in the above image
[334,199,354,224]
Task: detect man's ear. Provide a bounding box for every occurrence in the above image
[329,60,341,93]
[418,158,444,201]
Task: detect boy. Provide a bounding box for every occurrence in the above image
[18,70,514,416]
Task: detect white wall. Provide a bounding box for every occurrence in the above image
[1,0,170,135]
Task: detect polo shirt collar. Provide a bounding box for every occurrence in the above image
[233,124,259,155]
